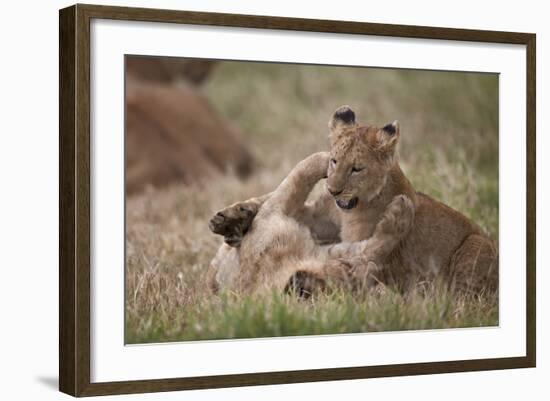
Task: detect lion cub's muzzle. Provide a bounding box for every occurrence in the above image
[336,197,358,210]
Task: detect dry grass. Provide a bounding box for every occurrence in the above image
[125,61,499,344]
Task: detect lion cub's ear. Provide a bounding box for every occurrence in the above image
[328,105,357,145]
[374,121,400,165]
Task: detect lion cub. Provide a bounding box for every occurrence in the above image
[208,152,414,296]
[211,106,498,295]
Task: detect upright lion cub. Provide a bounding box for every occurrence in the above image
[211,106,498,295]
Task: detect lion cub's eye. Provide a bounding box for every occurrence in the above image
[351,166,364,174]
[330,158,337,166]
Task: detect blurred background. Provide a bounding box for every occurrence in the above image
[125,56,499,343]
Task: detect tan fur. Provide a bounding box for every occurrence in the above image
[125,75,254,195]
[208,152,414,296]
[126,56,217,85]
[325,106,498,294]
[210,105,498,295]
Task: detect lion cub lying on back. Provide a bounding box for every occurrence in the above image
[207,152,414,296]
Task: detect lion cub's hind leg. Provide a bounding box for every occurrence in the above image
[206,243,241,294]
[449,234,498,296]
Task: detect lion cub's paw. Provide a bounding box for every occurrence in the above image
[350,260,383,290]
[284,270,325,299]
[378,194,415,237]
[209,202,258,247]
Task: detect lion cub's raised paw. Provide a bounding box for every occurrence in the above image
[377,194,415,238]
[344,194,415,284]
[284,270,325,299]
[209,202,259,247]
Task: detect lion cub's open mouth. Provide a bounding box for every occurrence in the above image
[336,197,358,210]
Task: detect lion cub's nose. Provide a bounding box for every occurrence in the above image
[328,188,343,197]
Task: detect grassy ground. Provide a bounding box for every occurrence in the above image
[125,61,499,344]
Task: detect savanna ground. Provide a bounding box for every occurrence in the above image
[125,61,499,343]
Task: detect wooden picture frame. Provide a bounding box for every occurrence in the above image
[59,3,536,397]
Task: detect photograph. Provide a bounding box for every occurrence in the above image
[124,55,499,344]
[55,3,538,396]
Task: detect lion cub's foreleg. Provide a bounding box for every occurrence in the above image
[322,194,415,289]
[286,195,415,295]
[259,152,330,218]
[209,152,333,247]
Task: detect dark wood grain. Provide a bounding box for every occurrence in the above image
[525,34,536,367]
[75,4,92,395]
[59,5,76,396]
[78,356,532,396]
[59,3,537,397]
[79,3,532,44]
[60,4,92,396]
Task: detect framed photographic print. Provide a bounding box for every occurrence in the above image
[59,3,536,397]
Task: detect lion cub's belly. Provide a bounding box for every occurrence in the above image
[241,215,316,259]
[237,213,319,290]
